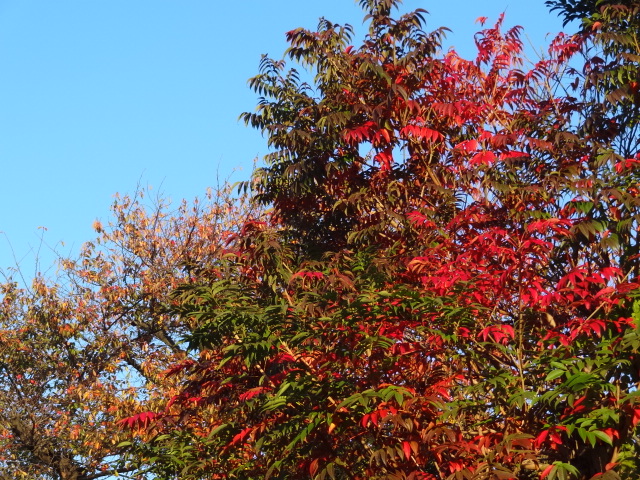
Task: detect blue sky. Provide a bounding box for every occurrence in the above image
[0,1,567,277]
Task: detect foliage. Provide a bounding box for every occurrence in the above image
[546,0,639,160]
[3,0,638,479]
[115,1,640,479]
[0,185,261,479]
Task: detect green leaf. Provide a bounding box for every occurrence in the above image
[546,369,566,381]
[592,429,613,446]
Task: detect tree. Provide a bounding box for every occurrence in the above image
[0,185,262,479]
[96,1,640,478]
[545,0,639,162]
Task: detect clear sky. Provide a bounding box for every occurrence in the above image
[0,1,568,278]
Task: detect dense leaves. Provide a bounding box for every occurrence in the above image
[114,1,640,479]
[0,185,261,479]
[3,1,639,479]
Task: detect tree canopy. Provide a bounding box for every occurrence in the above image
[116,1,640,479]
[0,186,263,479]
[2,1,640,479]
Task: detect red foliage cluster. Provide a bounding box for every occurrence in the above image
[118,2,640,479]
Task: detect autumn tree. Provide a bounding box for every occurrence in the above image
[0,184,262,479]
[98,1,640,479]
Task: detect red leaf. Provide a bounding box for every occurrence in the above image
[400,125,443,143]
[163,359,196,377]
[239,387,268,402]
[540,464,554,479]
[117,411,160,430]
[230,427,253,446]
[632,407,640,427]
[309,458,320,476]
[361,413,370,428]
[375,147,394,171]
[403,440,412,460]
[469,151,497,165]
[455,139,478,153]
[534,429,549,447]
